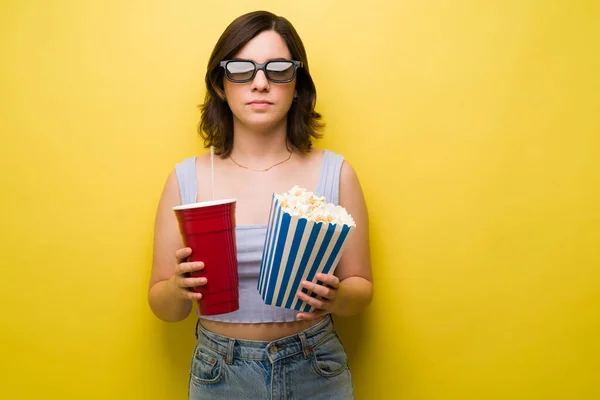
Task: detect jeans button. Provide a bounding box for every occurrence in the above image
[269,346,278,354]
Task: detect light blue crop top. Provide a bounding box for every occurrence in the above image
[174,149,345,323]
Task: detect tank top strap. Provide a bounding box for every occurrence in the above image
[174,156,198,205]
[314,149,345,205]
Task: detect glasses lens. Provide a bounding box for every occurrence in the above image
[266,61,295,82]
[226,61,255,81]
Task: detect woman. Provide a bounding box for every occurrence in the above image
[148,10,372,399]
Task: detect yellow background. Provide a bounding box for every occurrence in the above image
[1,1,599,399]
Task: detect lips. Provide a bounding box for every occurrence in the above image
[248,100,273,105]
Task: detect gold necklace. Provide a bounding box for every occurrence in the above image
[229,149,293,172]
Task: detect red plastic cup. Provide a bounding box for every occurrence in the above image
[172,199,239,316]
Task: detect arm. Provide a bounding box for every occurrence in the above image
[148,170,195,322]
[297,160,373,318]
[330,160,373,317]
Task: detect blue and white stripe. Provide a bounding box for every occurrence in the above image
[258,196,354,312]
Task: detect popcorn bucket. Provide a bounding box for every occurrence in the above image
[257,195,355,312]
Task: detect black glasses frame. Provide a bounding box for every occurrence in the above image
[219,59,303,83]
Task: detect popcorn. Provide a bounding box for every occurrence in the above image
[257,186,357,312]
[275,186,356,227]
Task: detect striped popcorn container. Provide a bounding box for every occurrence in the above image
[257,194,355,312]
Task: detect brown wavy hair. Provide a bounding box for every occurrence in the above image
[198,11,324,158]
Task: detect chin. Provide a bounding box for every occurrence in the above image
[239,114,287,131]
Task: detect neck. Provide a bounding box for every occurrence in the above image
[230,118,292,165]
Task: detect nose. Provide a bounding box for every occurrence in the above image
[251,69,270,92]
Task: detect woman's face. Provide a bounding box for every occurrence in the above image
[223,30,297,131]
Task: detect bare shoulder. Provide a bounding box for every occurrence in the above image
[339,158,365,203]
[340,158,358,181]
[160,168,181,206]
[155,167,183,230]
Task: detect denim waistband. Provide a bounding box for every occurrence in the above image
[196,316,335,364]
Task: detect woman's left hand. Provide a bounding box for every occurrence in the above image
[295,273,340,320]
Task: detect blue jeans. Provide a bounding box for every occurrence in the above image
[189,315,355,399]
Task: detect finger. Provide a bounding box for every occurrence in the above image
[300,280,335,300]
[175,247,192,262]
[296,290,327,310]
[178,276,207,288]
[177,261,205,275]
[296,309,327,320]
[182,289,203,301]
[316,273,340,288]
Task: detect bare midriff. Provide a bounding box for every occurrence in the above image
[199,317,325,341]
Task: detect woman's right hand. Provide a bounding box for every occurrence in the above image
[170,247,206,300]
